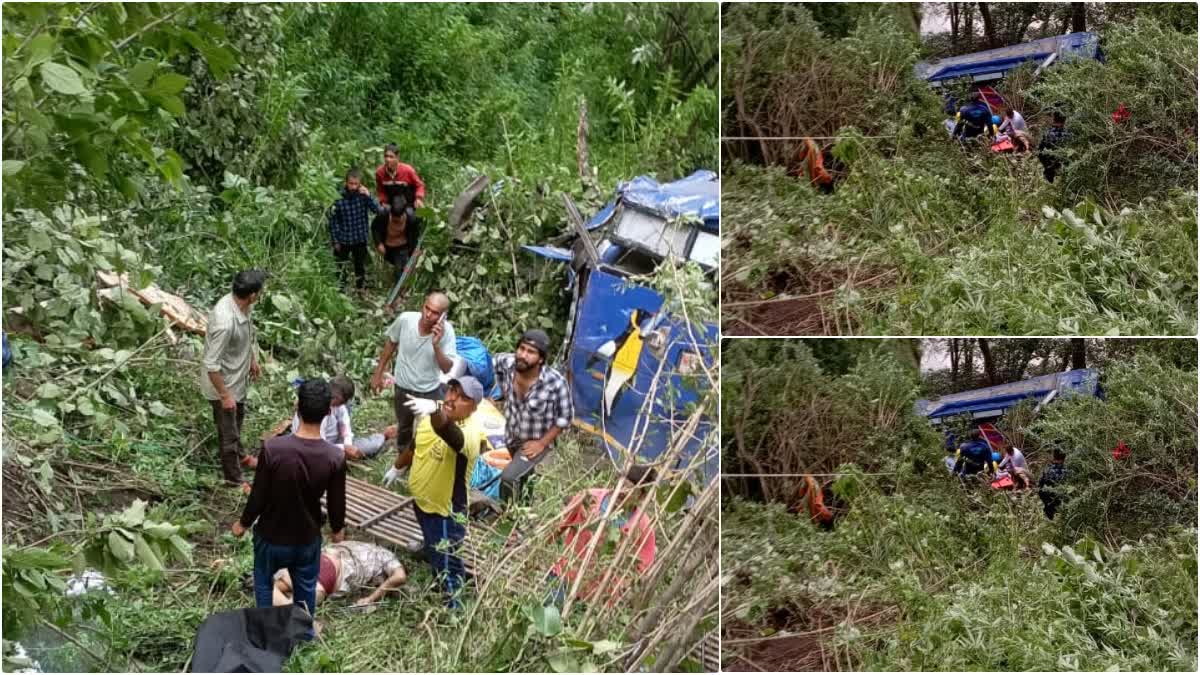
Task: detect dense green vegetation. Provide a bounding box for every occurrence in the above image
[2,3,717,671]
[721,3,1197,335]
[721,339,1197,671]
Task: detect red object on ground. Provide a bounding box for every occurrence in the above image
[991,475,1015,490]
[1112,103,1131,124]
[797,474,834,525]
[791,138,833,188]
[991,138,1016,153]
[1112,441,1131,460]
[551,489,656,602]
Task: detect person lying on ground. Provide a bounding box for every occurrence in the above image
[1037,448,1068,520]
[273,540,406,609]
[952,92,998,141]
[232,379,346,635]
[372,291,456,470]
[389,377,485,609]
[375,143,425,210]
[998,444,1032,489]
[493,329,575,504]
[201,269,267,493]
[546,464,658,606]
[328,168,379,292]
[952,429,998,477]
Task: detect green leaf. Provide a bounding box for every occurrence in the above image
[271,294,294,314]
[120,499,147,527]
[167,534,193,562]
[127,60,157,90]
[660,480,694,514]
[148,72,189,97]
[156,95,185,117]
[27,228,53,251]
[3,160,27,176]
[30,408,59,427]
[546,652,578,673]
[36,383,65,400]
[475,264,488,276]
[40,61,87,96]
[132,534,164,570]
[591,639,621,655]
[142,520,179,539]
[107,531,135,562]
[26,34,57,68]
[147,401,171,417]
[532,604,562,637]
[76,142,109,180]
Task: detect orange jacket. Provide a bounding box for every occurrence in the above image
[796,138,832,187]
[797,475,833,525]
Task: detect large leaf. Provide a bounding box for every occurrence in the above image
[30,408,59,427]
[147,73,189,98]
[120,499,147,527]
[2,160,26,176]
[167,534,193,562]
[142,520,179,539]
[40,62,87,96]
[107,531,135,562]
[132,534,164,570]
[26,33,57,68]
[532,604,562,637]
[127,60,157,90]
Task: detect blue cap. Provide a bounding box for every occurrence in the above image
[448,376,484,402]
[991,115,1001,124]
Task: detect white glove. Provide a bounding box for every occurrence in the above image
[404,396,438,417]
[596,340,616,358]
[383,466,403,487]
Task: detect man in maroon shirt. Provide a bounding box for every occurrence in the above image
[375,143,426,211]
[232,379,346,632]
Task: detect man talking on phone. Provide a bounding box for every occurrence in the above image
[370,291,456,486]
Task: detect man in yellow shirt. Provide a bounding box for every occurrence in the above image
[393,376,484,608]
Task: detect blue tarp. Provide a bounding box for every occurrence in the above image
[455,336,495,392]
[916,32,1101,85]
[916,368,1101,424]
[592,170,719,232]
[568,269,719,481]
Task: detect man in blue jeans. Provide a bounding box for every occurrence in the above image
[394,377,485,608]
[232,379,347,632]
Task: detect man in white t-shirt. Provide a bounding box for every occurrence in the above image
[999,108,1031,152]
[369,291,457,455]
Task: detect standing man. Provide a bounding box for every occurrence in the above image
[375,143,426,212]
[371,291,457,469]
[327,168,379,292]
[200,269,266,492]
[493,329,575,503]
[1038,448,1068,519]
[393,377,485,608]
[232,379,347,629]
[1038,112,1069,183]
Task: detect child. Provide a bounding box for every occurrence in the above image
[289,376,395,460]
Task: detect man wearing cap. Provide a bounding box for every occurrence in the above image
[391,376,485,608]
[493,329,575,503]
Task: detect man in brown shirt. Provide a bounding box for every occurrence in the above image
[372,194,423,284]
[232,378,346,630]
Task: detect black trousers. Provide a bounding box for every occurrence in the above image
[499,441,552,503]
[334,242,368,289]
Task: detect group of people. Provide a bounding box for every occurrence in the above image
[326,144,426,295]
[200,264,580,626]
[946,91,1070,182]
[947,428,1069,520]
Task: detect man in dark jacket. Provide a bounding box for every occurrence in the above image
[953,92,997,141]
[1038,448,1068,519]
[233,379,347,632]
[1038,112,1070,182]
[953,429,997,477]
[327,168,379,291]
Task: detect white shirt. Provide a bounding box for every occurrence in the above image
[1000,447,1028,472]
[291,404,353,446]
[1000,111,1027,133]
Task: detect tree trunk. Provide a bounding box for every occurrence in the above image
[949,2,960,50]
[978,3,997,49]
[949,338,960,386]
[978,338,997,385]
[1071,2,1087,32]
[1070,338,1087,370]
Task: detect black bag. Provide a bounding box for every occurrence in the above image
[190,604,312,673]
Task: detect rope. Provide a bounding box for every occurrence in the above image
[721,472,898,478]
[721,135,899,141]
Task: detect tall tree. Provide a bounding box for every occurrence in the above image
[978,3,998,49]
[1070,337,1087,370]
[978,338,997,385]
[1071,2,1087,32]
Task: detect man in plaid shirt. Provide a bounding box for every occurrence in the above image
[493,329,574,502]
[327,168,378,291]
